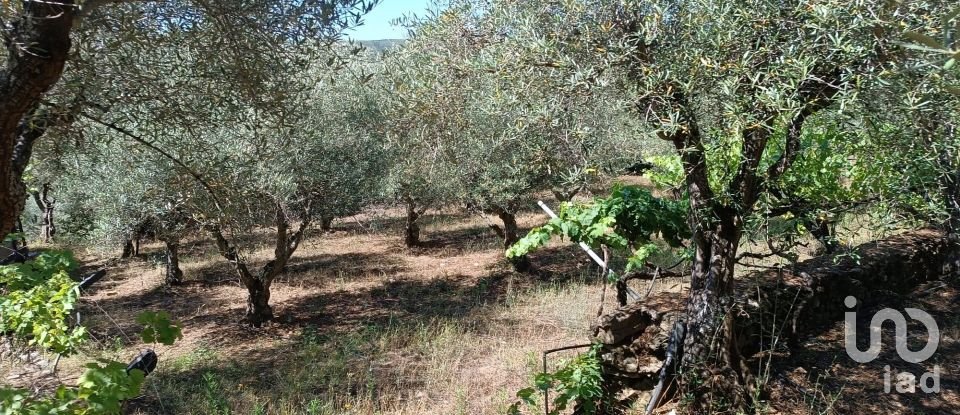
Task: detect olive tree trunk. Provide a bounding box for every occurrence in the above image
[491,206,530,272]
[403,196,429,247]
[807,215,839,255]
[208,203,312,327]
[120,239,135,259]
[0,2,75,237]
[164,239,184,286]
[31,183,56,243]
[677,210,751,407]
[319,215,333,232]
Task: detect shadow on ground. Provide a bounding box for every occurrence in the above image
[766,278,960,415]
[281,271,517,329]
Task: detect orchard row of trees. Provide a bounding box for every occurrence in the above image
[2,0,959,412]
[4,0,646,328]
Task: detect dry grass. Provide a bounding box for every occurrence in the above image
[44,206,634,415]
[7,194,956,415]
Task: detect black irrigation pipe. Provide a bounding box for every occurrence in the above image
[78,269,107,290]
[542,343,594,415]
[0,249,39,265]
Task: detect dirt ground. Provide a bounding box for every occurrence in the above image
[2,197,958,414]
[764,277,960,415]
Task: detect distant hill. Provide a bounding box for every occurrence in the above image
[358,39,406,53]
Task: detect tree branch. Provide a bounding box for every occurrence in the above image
[767,70,844,184]
[206,224,256,285]
[669,89,715,207]
[729,123,774,210]
[79,111,225,213]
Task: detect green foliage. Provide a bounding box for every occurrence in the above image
[644,155,685,190]
[776,127,857,203]
[201,372,232,415]
[137,310,184,346]
[0,360,145,415]
[507,185,688,271]
[76,360,147,414]
[508,344,605,415]
[0,309,184,414]
[902,7,960,95]
[0,250,86,354]
[384,0,645,219]
[1,248,183,414]
[1,233,23,244]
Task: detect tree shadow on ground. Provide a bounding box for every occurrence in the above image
[765,279,960,415]
[78,282,248,350]
[411,224,504,257]
[78,249,516,349]
[330,210,473,236]
[280,252,408,284]
[124,312,452,415]
[176,249,409,287]
[281,271,517,329]
[117,272,531,414]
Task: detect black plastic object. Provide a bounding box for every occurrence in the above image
[541,344,593,415]
[78,270,107,290]
[624,160,655,175]
[0,249,38,265]
[126,349,158,376]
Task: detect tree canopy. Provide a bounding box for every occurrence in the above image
[2,0,960,413]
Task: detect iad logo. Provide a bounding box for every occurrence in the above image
[844,296,941,393]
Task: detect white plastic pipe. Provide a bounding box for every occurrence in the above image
[537,200,607,268]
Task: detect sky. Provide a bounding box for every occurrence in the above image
[344,0,435,41]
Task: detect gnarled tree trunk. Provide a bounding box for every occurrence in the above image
[403,196,429,247]
[678,210,751,410]
[164,239,184,286]
[31,183,55,243]
[405,206,421,247]
[319,215,333,232]
[245,276,273,324]
[491,206,530,272]
[120,239,135,259]
[807,215,839,255]
[208,203,312,327]
[0,2,76,237]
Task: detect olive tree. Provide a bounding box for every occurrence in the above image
[0,0,378,237]
[871,8,960,272]
[378,27,465,247]
[20,7,384,325]
[196,64,384,325]
[559,0,946,409]
[399,1,643,268]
